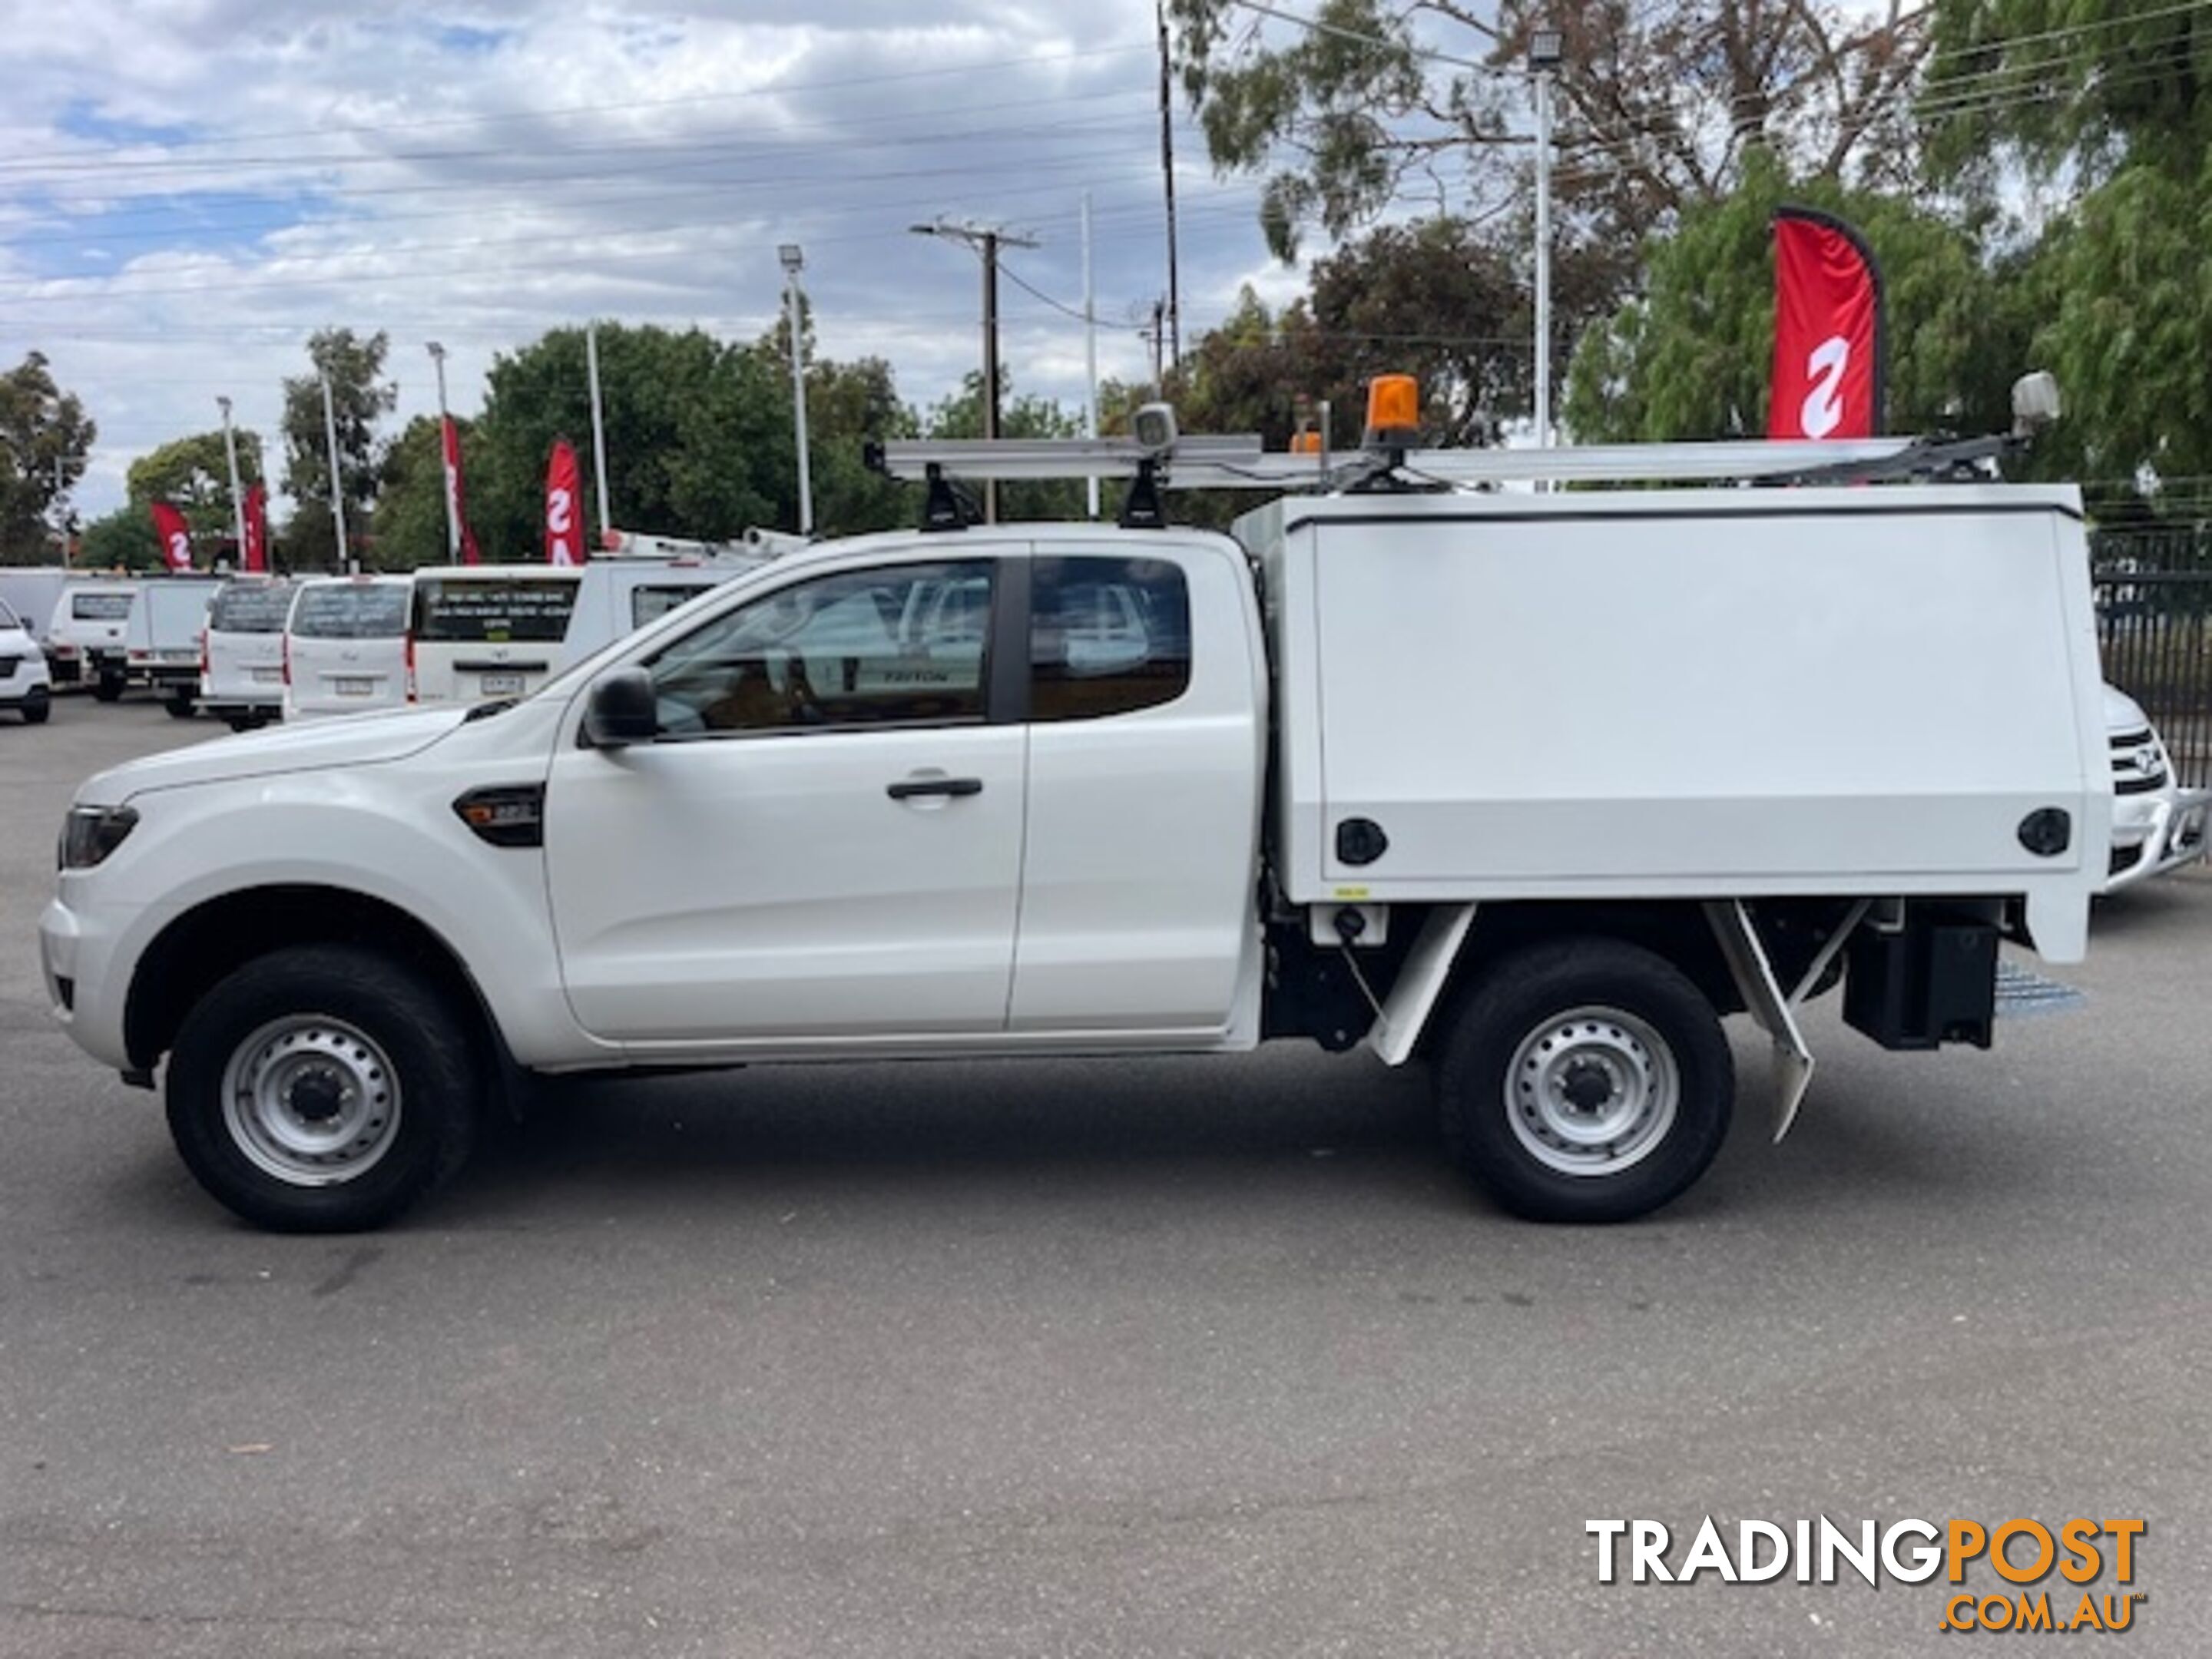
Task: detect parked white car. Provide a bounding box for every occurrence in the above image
[282,575,414,720]
[0,568,69,647]
[0,598,52,724]
[45,580,137,699]
[124,576,226,717]
[2103,683,2209,892]
[199,577,293,731]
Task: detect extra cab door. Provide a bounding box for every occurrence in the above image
[545,554,1025,1049]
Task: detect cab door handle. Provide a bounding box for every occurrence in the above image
[886,777,983,800]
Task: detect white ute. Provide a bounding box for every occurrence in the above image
[2101,684,2208,892]
[0,598,52,724]
[40,412,2111,1232]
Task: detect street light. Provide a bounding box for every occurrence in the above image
[1530,25,1564,455]
[778,243,814,537]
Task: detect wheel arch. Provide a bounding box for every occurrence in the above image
[125,885,509,1084]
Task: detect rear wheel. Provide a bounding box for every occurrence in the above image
[19,687,49,724]
[164,693,196,719]
[91,671,123,702]
[166,945,482,1231]
[1436,937,1733,1224]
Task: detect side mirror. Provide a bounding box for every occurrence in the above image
[581,667,657,747]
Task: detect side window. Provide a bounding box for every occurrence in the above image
[647,561,992,737]
[1029,555,1191,722]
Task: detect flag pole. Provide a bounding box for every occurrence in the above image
[217,396,248,568]
[427,342,461,565]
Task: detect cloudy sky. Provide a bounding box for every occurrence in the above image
[1,1,1325,522]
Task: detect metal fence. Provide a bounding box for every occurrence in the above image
[2092,525,2212,787]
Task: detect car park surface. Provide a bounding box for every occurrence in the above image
[2,703,2209,1657]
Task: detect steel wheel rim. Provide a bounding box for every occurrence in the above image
[1505,1004,1679,1177]
[220,1015,402,1187]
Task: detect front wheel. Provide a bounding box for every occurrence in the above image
[166,945,482,1231]
[19,687,50,724]
[1436,937,1734,1224]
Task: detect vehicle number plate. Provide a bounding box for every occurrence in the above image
[478,671,525,697]
[334,676,374,697]
[252,667,283,684]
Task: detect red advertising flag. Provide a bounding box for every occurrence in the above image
[442,415,483,566]
[150,501,194,572]
[545,438,583,566]
[1769,207,1885,441]
[243,482,269,574]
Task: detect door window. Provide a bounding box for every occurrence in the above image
[1029,556,1190,721]
[647,561,992,737]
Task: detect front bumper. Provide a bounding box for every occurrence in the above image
[39,892,134,1071]
[2106,787,2211,893]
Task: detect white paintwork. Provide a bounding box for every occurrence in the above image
[1008,535,1266,1036]
[2101,683,2209,892]
[282,575,414,721]
[1242,488,2109,963]
[44,578,138,686]
[123,577,224,694]
[41,488,2109,1125]
[199,578,294,722]
[0,568,68,645]
[0,598,51,712]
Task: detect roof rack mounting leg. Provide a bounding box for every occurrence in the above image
[1118,458,1167,529]
[922,462,974,533]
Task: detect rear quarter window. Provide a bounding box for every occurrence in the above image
[71,592,134,621]
[1029,556,1191,721]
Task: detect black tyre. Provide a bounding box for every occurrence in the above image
[164,694,197,719]
[1436,937,1733,1224]
[20,687,50,724]
[91,673,124,703]
[166,945,482,1231]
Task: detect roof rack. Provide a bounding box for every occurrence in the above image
[864,372,2060,529]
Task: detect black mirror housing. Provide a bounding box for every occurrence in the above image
[582,667,657,747]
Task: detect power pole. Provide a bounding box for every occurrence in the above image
[910,218,1038,525]
[585,322,613,547]
[1530,28,1565,458]
[778,244,814,537]
[1157,1,1182,376]
[1081,190,1100,522]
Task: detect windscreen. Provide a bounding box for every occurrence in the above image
[209,581,293,634]
[413,575,579,644]
[71,591,134,621]
[0,600,18,631]
[290,583,409,640]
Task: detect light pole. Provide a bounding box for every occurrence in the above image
[779,243,813,538]
[1530,25,1564,455]
[585,323,612,546]
[217,397,248,568]
[426,342,461,564]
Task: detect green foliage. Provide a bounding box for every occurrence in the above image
[1565,153,2026,443]
[280,329,396,566]
[125,428,264,547]
[920,371,1088,522]
[0,352,96,563]
[78,505,159,573]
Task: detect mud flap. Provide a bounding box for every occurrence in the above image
[1703,899,1869,1143]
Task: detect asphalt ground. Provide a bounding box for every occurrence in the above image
[2,694,2207,1657]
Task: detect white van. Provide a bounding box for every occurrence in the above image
[46,580,138,699]
[124,577,225,717]
[0,568,69,647]
[0,598,52,724]
[409,560,754,706]
[282,575,414,720]
[199,577,294,731]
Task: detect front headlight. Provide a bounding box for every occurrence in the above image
[59,804,139,870]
